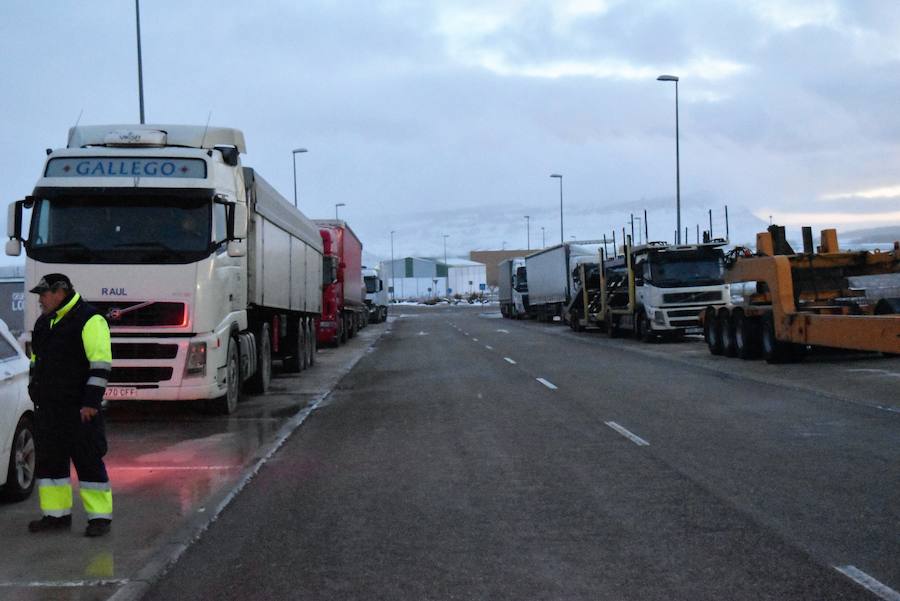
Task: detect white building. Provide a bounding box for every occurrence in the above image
[446,259,487,297]
[379,257,447,301]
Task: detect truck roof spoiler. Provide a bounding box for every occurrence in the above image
[66,124,247,153]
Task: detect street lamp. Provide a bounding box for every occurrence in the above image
[335,202,346,220]
[442,234,449,295]
[550,174,563,244]
[291,148,307,208]
[390,230,396,302]
[541,226,545,248]
[657,74,681,243]
[135,0,145,123]
[524,215,530,251]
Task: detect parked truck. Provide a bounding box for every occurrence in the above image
[568,238,729,341]
[703,225,900,362]
[524,243,602,321]
[497,257,528,318]
[5,124,323,414]
[363,266,389,323]
[314,220,366,345]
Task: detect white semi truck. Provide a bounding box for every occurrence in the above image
[5,124,323,414]
[497,257,528,318]
[362,266,388,323]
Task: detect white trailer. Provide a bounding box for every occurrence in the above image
[6,124,323,414]
[524,243,601,321]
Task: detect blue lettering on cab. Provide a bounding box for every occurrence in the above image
[101,288,127,296]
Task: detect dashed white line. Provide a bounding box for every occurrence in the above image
[835,566,900,601]
[472,338,479,342]
[496,329,510,333]
[536,378,558,390]
[504,357,517,365]
[485,345,494,350]
[604,422,650,446]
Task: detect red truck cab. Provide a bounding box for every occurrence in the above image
[315,220,366,345]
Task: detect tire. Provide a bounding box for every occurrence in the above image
[635,311,654,343]
[283,319,302,373]
[339,315,348,344]
[1,415,35,502]
[207,338,240,415]
[734,312,761,360]
[246,324,272,393]
[380,307,388,323]
[761,313,801,364]
[606,315,620,338]
[720,311,737,357]
[299,319,309,370]
[706,308,723,355]
[307,319,316,367]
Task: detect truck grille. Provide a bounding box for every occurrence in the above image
[112,343,179,360]
[662,291,722,304]
[92,302,187,327]
[109,367,173,384]
[667,308,703,318]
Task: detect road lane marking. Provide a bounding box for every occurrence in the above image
[537,378,558,390]
[604,422,650,446]
[485,345,493,350]
[0,579,130,588]
[835,566,900,601]
[846,368,900,378]
[472,338,479,342]
[417,331,429,336]
[504,357,517,364]
[496,329,509,333]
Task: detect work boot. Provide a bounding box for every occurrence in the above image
[28,515,72,533]
[85,518,111,538]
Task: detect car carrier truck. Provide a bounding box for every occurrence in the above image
[314,220,366,345]
[498,257,528,318]
[703,225,900,362]
[6,124,324,414]
[567,238,729,340]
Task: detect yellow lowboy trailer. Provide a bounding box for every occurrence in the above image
[703,226,900,362]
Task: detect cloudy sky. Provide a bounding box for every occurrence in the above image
[2,0,899,259]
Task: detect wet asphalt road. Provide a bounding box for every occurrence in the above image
[145,305,899,601]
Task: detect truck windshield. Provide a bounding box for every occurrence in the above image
[649,256,724,287]
[27,191,215,264]
[364,276,379,293]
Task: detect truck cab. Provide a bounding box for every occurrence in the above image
[363,267,388,323]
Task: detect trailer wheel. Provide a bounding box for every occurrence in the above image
[705,308,724,355]
[761,313,801,364]
[246,323,272,393]
[339,315,348,344]
[207,337,241,414]
[298,320,309,370]
[720,311,737,357]
[307,319,317,367]
[606,315,621,338]
[734,312,761,360]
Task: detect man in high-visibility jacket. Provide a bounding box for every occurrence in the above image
[26,273,114,537]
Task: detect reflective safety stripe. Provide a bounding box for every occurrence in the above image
[37,477,72,487]
[39,482,73,513]
[87,376,108,387]
[80,483,113,518]
[90,361,112,370]
[42,508,72,518]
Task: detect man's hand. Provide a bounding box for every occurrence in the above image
[80,407,98,423]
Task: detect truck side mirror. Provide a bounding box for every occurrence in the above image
[5,239,21,256]
[6,199,26,256]
[231,203,248,239]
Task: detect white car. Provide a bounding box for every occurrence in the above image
[0,319,34,502]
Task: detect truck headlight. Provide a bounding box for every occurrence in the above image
[653,310,665,325]
[185,341,207,377]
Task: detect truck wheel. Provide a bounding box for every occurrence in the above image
[706,308,724,355]
[283,320,302,373]
[339,316,348,344]
[307,320,316,366]
[207,338,241,414]
[246,323,272,393]
[761,313,799,364]
[734,312,761,360]
[380,307,388,323]
[1,416,35,502]
[298,320,309,370]
[635,311,654,343]
[720,311,737,357]
[606,315,620,338]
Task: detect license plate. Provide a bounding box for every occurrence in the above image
[104,386,138,400]
[685,327,703,335]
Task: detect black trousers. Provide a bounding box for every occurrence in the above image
[34,404,109,483]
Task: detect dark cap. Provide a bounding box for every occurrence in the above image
[29,273,73,294]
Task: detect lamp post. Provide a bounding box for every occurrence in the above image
[550,174,563,243]
[390,230,396,302]
[135,0,145,123]
[657,74,681,244]
[442,234,449,295]
[335,202,346,220]
[541,226,545,248]
[524,215,530,250]
[291,148,307,208]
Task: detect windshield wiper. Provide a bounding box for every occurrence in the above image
[34,242,91,252]
[114,242,178,251]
